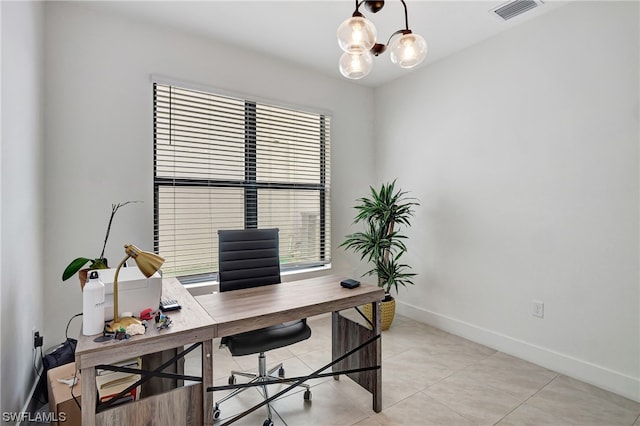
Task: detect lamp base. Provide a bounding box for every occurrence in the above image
[105,316,141,333]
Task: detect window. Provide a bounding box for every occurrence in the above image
[153,82,331,281]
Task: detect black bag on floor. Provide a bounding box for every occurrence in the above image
[33,338,77,405]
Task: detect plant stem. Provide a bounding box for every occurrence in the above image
[384,219,395,266]
[98,201,139,260]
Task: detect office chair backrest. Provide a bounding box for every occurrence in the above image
[218,228,281,292]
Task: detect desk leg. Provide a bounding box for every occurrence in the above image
[372,300,382,413]
[81,366,97,426]
[202,340,214,425]
[331,304,382,414]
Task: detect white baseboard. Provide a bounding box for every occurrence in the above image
[396,301,640,403]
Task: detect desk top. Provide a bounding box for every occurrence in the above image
[195,274,384,338]
[76,277,215,369]
[75,275,383,367]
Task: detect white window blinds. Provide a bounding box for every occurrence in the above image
[153,83,331,281]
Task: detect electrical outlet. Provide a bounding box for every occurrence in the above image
[533,300,544,318]
[33,329,43,348]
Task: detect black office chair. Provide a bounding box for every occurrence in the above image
[213,228,312,426]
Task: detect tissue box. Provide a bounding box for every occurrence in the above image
[95,267,162,320]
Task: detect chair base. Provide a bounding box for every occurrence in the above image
[213,352,311,423]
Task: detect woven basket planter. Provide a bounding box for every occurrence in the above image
[362,296,396,330]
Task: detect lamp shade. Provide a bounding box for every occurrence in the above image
[124,244,165,277]
[339,50,373,79]
[389,33,428,69]
[337,16,377,53]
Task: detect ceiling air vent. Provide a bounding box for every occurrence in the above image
[492,0,544,21]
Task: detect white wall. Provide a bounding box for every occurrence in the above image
[376,1,639,401]
[42,2,375,345]
[1,0,45,418]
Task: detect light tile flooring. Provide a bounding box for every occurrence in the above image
[186,313,640,426]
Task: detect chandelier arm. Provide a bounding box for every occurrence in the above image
[400,0,409,31]
[371,28,411,56]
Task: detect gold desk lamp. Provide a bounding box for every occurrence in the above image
[105,244,164,333]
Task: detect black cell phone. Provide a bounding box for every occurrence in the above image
[340,279,360,289]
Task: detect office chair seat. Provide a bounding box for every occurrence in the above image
[225,320,312,357]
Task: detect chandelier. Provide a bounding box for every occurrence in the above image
[337,0,428,79]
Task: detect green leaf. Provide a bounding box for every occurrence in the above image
[90,258,108,269]
[62,257,92,281]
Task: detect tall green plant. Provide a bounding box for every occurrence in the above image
[341,180,419,295]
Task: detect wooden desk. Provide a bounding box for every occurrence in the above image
[195,274,384,416]
[75,278,215,426]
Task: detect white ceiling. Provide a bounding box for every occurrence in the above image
[80,0,570,87]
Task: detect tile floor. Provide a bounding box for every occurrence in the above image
[186,312,640,426]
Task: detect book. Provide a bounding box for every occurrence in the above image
[95,371,140,403]
[97,357,141,376]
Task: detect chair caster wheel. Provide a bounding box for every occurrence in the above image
[213,404,221,420]
[304,389,312,401]
[263,419,274,426]
[278,367,285,378]
[228,375,236,385]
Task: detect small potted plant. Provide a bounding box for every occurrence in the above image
[62,201,139,289]
[341,180,419,330]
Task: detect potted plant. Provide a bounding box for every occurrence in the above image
[341,180,419,330]
[62,201,139,289]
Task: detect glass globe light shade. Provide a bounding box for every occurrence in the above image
[389,33,428,69]
[337,16,377,53]
[339,50,373,80]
